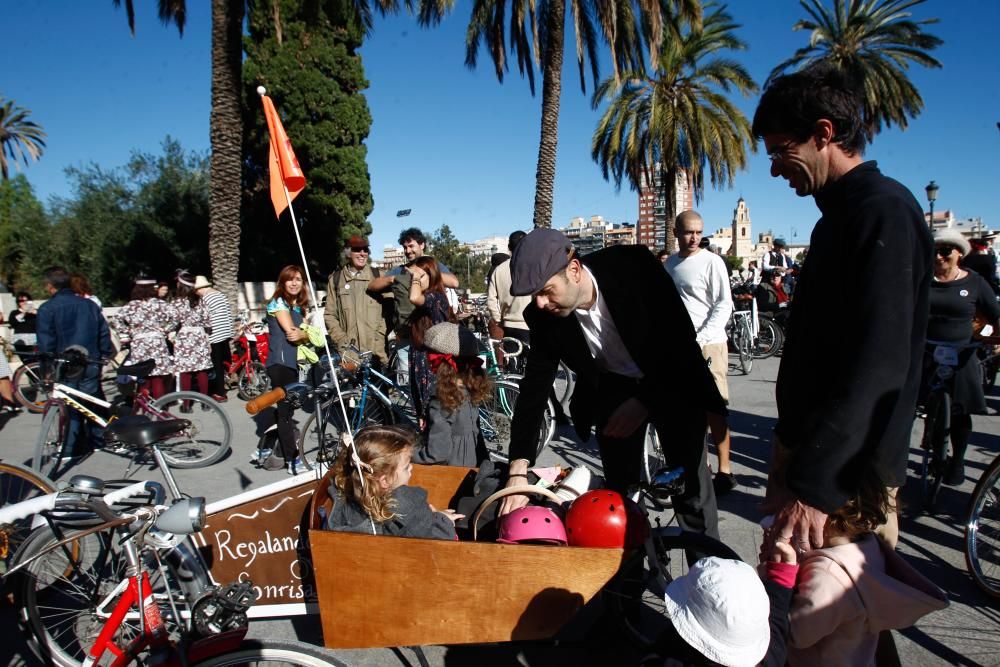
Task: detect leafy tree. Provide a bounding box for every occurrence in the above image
[465,0,701,229]
[591,4,757,253]
[0,97,46,180]
[13,139,209,303]
[429,225,491,293]
[0,175,48,291]
[766,0,943,140]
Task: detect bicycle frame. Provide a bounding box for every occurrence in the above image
[47,382,114,429]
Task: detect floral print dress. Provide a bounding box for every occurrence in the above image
[171,299,212,373]
[115,298,176,376]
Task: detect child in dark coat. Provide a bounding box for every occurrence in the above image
[325,425,463,540]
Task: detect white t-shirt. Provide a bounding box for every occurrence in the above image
[664,249,734,346]
[573,266,643,378]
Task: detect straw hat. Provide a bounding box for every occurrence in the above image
[193,275,213,289]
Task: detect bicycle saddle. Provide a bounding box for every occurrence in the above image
[105,416,190,447]
[117,359,157,378]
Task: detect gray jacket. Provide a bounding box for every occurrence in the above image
[325,484,456,541]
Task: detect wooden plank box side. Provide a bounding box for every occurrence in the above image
[309,464,625,649]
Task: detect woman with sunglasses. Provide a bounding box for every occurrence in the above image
[923,228,1000,485]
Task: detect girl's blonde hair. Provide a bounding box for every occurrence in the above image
[331,425,416,523]
[826,468,896,539]
[435,363,492,413]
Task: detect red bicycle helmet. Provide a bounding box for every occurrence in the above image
[496,506,568,545]
[565,490,649,548]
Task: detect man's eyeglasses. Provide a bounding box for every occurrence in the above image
[766,140,799,163]
[350,246,370,253]
[935,246,958,258]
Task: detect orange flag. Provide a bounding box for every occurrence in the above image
[261,93,306,218]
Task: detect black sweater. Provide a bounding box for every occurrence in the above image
[775,161,932,513]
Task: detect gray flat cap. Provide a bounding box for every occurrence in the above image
[510,228,575,296]
[424,322,480,357]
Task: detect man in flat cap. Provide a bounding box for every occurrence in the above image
[500,229,725,541]
[325,235,390,365]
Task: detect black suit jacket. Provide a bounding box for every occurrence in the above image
[508,245,727,464]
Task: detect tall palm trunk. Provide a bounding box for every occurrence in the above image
[209,0,245,304]
[531,0,565,230]
[663,165,678,254]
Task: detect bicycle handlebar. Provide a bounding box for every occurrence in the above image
[0,479,161,525]
[245,387,286,415]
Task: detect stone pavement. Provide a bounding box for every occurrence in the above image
[1,355,998,665]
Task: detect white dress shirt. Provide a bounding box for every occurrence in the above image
[574,266,643,378]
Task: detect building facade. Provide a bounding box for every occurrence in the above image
[637,167,692,250]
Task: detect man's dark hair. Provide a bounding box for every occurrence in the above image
[398,227,426,246]
[508,230,527,252]
[43,266,70,290]
[15,291,31,301]
[752,62,866,155]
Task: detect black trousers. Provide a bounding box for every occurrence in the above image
[209,340,231,396]
[266,364,299,459]
[595,373,719,542]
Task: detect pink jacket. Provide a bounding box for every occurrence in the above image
[787,533,948,666]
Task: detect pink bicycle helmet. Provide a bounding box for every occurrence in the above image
[496,506,568,545]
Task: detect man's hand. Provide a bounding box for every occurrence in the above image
[769,498,828,553]
[498,458,531,516]
[602,397,649,439]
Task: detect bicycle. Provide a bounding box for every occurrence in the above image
[224,310,271,400]
[966,450,1000,598]
[602,467,742,649]
[33,352,232,478]
[1,476,338,666]
[728,309,755,375]
[0,461,56,577]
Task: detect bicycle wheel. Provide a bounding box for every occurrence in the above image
[738,320,753,375]
[920,391,950,510]
[0,462,55,577]
[149,392,232,468]
[752,316,784,359]
[966,455,1000,597]
[13,361,48,413]
[553,360,575,406]
[479,380,551,463]
[297,390,392,468]
[603,528,741,649]
[16,526,207,667]
[192,639,346,666]
[33,402,68,478]
[236,361,271,401]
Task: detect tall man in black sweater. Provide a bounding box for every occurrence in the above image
[752,64,933,553]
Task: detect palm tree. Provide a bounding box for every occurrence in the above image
[466,0,701,229]
[0,98,47,180]
[766,0,942,140]
[590,4,757,253]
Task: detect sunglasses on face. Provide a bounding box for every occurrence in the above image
[351,246,370,253]
[935,246,958,258]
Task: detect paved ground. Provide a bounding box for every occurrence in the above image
[1,354,998,665]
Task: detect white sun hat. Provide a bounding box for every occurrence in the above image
[663,557,771,667]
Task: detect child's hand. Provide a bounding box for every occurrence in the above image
[770,540,798,565]
[438,509,465,524]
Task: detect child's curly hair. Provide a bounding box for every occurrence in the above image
[825,467,896,539]
[435,362,492,413]
[331,425,416,523]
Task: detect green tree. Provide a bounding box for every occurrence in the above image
[591,4,757,253]
[766,0,943,140]
[0,175,49,291]
[465,0,701,229]
[429,225,490,293]
[0,97,46,181]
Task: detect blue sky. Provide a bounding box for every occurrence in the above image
[5,1,999,258]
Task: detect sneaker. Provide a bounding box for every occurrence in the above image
[253,448,273,464]
[944,457,965,486]
[713,472,738,497]
[211,393,228,403]
[286,457,306,475]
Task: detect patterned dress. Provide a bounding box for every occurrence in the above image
[115,298,176,376]
[170,299,212,373]
[409,290,452,425]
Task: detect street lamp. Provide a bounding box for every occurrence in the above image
[925,181,939,229]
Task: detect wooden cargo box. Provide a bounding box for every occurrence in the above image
[309,464,626,649]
